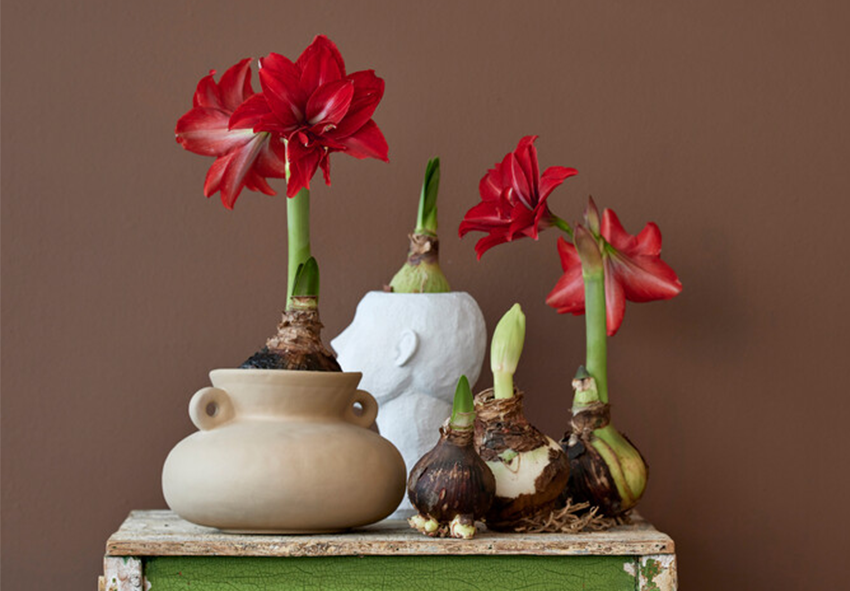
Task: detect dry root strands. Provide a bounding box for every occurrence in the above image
[507,497,626,534]
[407,376,495,539]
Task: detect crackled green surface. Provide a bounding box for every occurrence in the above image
[145,555,637,590]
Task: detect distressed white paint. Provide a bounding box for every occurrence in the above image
[102,557,146,591]
[640,553,679,591]
[332,292,487,516]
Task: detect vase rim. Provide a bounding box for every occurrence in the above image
[209,368,363,385]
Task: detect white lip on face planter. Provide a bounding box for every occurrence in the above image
[331,291,488,517]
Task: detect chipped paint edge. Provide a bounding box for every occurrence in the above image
[102,556,149,591]
[639,553,678,591]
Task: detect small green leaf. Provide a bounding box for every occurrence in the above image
[292,257,320,298]
[450,375,475,429]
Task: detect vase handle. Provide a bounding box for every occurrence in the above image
[345,389,378,428]
[189,387,234,431]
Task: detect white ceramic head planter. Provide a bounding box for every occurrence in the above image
[331,291,487,516]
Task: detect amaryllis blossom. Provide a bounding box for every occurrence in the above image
[232,35,388,197]
[458,136,577,259]
[175,59,287,209]
[546,208,682,336]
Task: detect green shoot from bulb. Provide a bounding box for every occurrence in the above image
[450,375,475,430]
[389,158,450,293]
[491,303,526,399]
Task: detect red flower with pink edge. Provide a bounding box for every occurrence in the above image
[175,58,287,209]
[458,135,577,259]
[546,203,682,336]
[232,35,389,198]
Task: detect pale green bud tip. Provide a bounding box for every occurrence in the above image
[574,365,591,380]
[450,375,474,429]
[491,303,526,376]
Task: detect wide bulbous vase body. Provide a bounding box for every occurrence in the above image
[162,369,406,533]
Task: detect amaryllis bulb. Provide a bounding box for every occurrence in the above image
[240,257,340,371]
[560,367,648,516]
[389,158,451,293]
[407,375,495,539]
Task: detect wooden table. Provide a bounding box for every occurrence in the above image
[100,510,677,590]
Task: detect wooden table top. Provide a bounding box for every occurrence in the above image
[106,510,675,558]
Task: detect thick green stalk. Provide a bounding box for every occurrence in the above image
[286,188,311,309]
[584,267,608,404]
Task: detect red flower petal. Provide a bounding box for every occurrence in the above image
[217,134,269,209]
[259,53,307,126]
[319,152,331,185]
[193,71,223,109]
[545,238,586,314]
[473,232,511,260]
[459,201,504,237]
[298,36,345,97]
[328,70,384,139]
[608,252,682,303]
[244,169,276,196]
[603,258,627,336]
[508,153,533,209]
[229,94,272,131]
[478,168,502,202]
[539,166,578,201]
[306,79,355,126]
[176,108,255,156]
[217,58,254,112]
[336,119,388,161]
[252,134,288,179]
[514,136,540,203]
[296,35,346,77]
[286,141,323,197]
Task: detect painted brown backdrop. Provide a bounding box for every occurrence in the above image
[3,1,849,589]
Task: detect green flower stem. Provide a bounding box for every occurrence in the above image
[584,267,608,404]
[551,215,574,238]
[286,188,311,309]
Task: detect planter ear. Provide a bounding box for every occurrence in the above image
[395,329,419,367]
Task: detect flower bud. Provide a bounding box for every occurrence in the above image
[491,304,526,377]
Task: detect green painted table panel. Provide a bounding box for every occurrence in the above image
[145,555,637,591]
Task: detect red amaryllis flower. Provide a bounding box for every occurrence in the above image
[546,208,682,336]
[175,58,287,209]
[232,35,388,197]
[458,136,577,259]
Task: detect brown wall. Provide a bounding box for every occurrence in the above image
[3,1,849,589]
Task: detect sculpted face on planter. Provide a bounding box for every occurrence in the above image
[331,291,487,516]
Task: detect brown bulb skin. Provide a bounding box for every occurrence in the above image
[407,426,496,526]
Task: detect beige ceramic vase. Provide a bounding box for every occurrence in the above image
[162,369,406,533]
